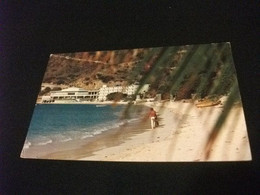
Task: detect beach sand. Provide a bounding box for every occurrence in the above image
[24,101,251,162]
[78,101,251,162]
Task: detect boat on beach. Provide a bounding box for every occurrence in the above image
[195,100,221,108]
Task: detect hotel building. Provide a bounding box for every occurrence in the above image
[42,87,99,103]
[41,84,150,103]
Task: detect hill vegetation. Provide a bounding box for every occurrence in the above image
[42,43,238,101]
[43,49,145,90]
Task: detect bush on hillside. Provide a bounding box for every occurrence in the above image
[39,87,51,96]
[106,92,127,101]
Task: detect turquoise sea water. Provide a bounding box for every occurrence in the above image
[23,104,145,149]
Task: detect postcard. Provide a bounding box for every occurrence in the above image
[21,42,251,161]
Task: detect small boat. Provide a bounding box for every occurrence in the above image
[195,100,221,108]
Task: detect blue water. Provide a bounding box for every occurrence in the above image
[23,104,145,149]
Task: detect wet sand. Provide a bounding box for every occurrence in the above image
[21,111,152,160]
[79,101,251,162]
[22,101,252,162]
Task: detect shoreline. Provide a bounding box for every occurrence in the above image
[79,101,251,162]
[24,114,152,160]
[22,101,252,162]
[36,100,130,105]
[21,103,152,160]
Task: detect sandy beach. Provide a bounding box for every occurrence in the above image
[76,101,251,162]
[23,100,251,162]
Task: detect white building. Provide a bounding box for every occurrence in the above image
[41,95,53,103]
[42,87,99,103]
[98,85,124,101]
[125,84,139,96]
[41,84,150,103]
[126,84,150,95]
[98,84,150,101]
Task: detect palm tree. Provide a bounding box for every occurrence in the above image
[123,42,241,160]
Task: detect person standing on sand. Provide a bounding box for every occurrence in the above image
[149,108,157,129]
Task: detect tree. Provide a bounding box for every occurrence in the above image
[123,43,241,159]
[39,87,51,96]
[52,87,62,91]
[106,92,127,101]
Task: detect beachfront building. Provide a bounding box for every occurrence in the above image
[41,84,151,103]
[125,84,139,96]
[126,83,150,95]
[98,84,150,101]
[41,95,54,103]
[139,84,150,94]
[42,87,99,103]
[98,85,124,101]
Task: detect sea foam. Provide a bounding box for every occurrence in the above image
[37,139,53,146]
[23,104,144,150]
[23,141,31,149]
[60,137,72,142]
